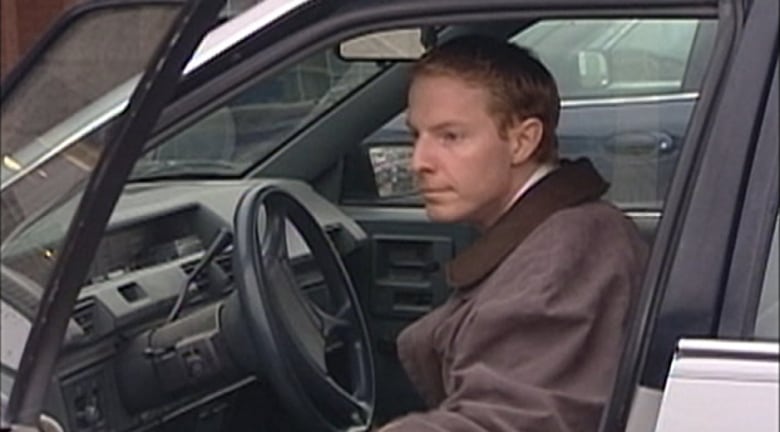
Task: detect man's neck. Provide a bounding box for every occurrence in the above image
[505,162,559,211]
[475,162,559,232]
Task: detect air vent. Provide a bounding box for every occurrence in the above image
[72,298,96,335]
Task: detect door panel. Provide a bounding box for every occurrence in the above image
[341,207,476,421]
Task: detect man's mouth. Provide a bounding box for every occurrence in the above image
[419,188,452,201]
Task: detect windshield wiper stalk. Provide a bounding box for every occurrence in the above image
[166,227,232,323]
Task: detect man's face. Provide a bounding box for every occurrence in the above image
[408,74,521,229]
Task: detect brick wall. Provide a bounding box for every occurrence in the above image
[1,0,80,79]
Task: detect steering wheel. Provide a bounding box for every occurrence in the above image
[231,184,375,431]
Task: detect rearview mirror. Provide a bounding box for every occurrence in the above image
[577,50,610,89]
[339,29,426,61]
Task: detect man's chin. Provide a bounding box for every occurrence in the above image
[424,205,466,224]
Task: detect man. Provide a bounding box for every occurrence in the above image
[379,36,648,431]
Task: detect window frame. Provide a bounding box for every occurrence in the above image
[0,0,186,99]
[635,0,775,393]
[717,58,779,340]
[3,0,228,426]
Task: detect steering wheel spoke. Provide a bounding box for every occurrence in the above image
[263,204,289,260]
[303,297,354,338]
[322,375,373,424]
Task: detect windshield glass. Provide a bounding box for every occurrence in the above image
[132,51,382,180]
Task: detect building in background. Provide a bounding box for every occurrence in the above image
[0,0,261,79]
[1,0,80,79]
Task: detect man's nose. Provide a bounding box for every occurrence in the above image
[411,135,434,175]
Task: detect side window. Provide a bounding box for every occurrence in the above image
[342,18,716,212]
[514,19,701,98]
[754,215,779,340]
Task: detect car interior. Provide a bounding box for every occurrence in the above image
[0,4,723,432]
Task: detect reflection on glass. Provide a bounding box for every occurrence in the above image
[133,51,383,180]
[368,146,415,198]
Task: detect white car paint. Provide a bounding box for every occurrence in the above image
[654,339,780,432]
[0,301,31,372]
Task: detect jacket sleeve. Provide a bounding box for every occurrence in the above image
[379,210,646,432]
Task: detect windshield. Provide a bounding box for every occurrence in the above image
[132,51,383,180]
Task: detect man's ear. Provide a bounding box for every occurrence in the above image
[507,117,544,165]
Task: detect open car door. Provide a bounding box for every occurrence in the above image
[1,0,226,428]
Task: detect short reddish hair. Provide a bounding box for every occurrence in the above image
[411,35,560,163]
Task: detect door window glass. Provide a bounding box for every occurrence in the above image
[513,19,701,98]
[0,3,182,379]
[1,4,181,288]
[342,18,715,210]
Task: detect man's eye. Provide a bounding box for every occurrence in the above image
[442,132,460,142]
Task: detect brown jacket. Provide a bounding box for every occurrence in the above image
[381,159,648,432]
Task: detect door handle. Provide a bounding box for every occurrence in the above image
[604,131,676,155]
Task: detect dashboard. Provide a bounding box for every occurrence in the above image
[85,209,205,286]
[1,179,366,432]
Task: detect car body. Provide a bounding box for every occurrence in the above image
[0,0,777,431]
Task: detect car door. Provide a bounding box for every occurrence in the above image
[654,131,778,430]
[654,339,779,431]
[603,1,778,429]
[651,54,779,432]
[1,0,228,428]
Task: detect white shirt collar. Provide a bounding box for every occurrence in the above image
[504,162,559,212]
